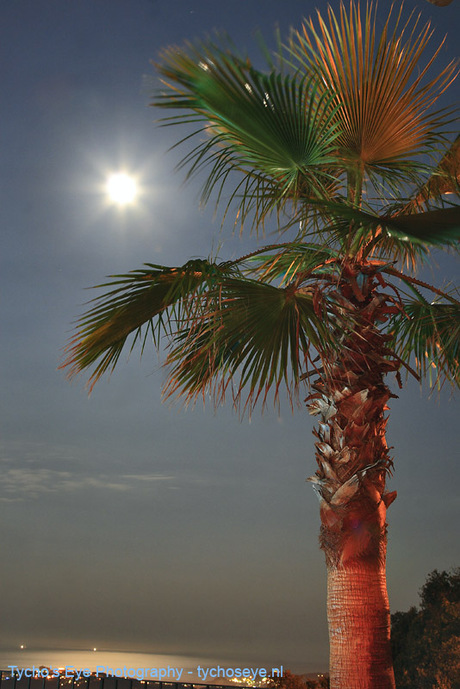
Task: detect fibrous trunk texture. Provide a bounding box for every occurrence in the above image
[307,262,398,689]
[327,563,394,687]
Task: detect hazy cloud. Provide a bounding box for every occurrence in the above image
[0,450,175,501]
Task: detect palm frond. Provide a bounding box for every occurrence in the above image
[381,206,460,245]
[293,198,460,255]
[153,39,342,230]
[389,297,460,388]
[402,135,460,212]
[61,259,238,389]
[383,267,460,306]
[244,242,339,285]
[290,2,458,190]
[164,276,335,409]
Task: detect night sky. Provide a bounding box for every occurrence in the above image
[0,0,458,673]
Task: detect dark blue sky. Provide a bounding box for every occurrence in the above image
[0,0,458,674]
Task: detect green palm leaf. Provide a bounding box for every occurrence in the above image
[294,199,460,260]
[164,276,334,409]
[403,135,460,211]
[381,206,460,245]
[390,298,460,387]
[62,259,238,389]
[245,242,339,284]
[154,39,342,229]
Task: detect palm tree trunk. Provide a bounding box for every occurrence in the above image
[326,548,395,688]
[307,264,399,688]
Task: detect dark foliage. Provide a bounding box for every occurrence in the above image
[391,568,460,688]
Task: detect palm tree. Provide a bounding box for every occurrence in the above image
[62,3,460,688]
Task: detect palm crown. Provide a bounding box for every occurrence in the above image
[63,2,459,407]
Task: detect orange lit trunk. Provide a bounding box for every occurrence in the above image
[327,560,395,688]
[307,261,400,688]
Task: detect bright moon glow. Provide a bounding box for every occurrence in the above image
[106,173,137,205]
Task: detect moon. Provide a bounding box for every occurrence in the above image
[106,172,138,205]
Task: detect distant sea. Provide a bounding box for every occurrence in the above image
[0,650,286,685]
